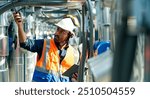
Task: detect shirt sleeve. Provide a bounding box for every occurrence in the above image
[20,38,44,58]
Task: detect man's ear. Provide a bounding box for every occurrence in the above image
[69,32,73,38]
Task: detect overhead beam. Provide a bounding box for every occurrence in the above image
[0,0,66,14]
[0,0,85,15]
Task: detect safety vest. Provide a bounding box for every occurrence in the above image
[35,39,75,75]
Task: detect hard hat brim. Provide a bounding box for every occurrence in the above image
[54,18,77,36]
[55,24,75,36]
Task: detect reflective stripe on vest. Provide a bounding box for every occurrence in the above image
[35,39,74,75]
[43,39,50,68]
[36,39,50,70]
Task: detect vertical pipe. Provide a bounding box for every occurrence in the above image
[111,0,138,82]
[87,0,94,57]
[0,12,9,82]
[103,26,110,41]
[95,0,102,40]
[78,3,86,82]
[103,7,111,41]
[111,0,122,52]
[144,0,150,82]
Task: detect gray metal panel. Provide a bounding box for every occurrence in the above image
[87,50,113,82]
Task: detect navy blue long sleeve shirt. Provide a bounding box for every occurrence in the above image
[20,38,44,58]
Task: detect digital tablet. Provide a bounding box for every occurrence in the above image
[62,64,88,77]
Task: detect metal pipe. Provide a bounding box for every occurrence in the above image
[75,9,82,39]
[103,7,111,26]
[95,0,103,40]
[102,7,111,41]
[0,13,8,26]
[78,3,86,82]
[0,13,8,36]
[0,0,68,15]
[86,0,94,57]
[103,26,110,41]
[111,0,137,82]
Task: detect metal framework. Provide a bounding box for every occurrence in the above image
[0,0,85,15]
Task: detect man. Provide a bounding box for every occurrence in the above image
[13,12,79,82]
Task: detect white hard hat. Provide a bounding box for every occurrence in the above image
[55,18,77,35]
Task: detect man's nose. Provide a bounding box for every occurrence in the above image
[55,31,59,35]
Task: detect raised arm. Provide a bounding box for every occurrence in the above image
[13,12,44,57]
[13,12,27,43]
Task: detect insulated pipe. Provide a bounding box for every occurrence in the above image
[0,13,8,36]
[0,12,9,82]
[103,26,110,41]
[103,7,111,26]
[102,7,111,41]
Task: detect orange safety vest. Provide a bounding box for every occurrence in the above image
[35,39,74,74]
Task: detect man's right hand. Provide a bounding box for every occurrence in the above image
[13,12,23,25]
[13,12,27,43]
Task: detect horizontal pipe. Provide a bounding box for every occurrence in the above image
[0,0,85,15]
[0,0,68,15]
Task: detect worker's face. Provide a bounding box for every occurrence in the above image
[54,27,70,43]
